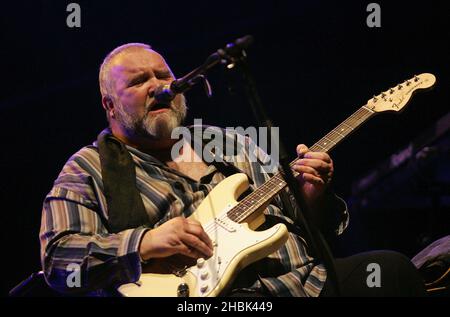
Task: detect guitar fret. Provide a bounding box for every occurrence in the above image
[362,105,375,113]
[323,136,337,145]
[314,143,327,151]
[231,179,284,221]
[326,131,342,144]
[351,113,366,125]
[341,122,354,130]
[333,128,346,137]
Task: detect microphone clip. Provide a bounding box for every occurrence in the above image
[154,75,212,103]
[179,74,212,98]
[196,75,213,98]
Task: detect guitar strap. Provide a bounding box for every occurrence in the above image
[97,128,151,233]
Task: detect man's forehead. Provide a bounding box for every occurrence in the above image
[110,48,169,75]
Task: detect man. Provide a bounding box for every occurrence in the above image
[40,43,426,296]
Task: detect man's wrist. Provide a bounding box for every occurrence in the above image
[138,229,151,263]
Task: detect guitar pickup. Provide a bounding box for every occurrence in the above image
[214,217,237,232]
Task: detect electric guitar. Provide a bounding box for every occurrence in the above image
[118,73,436,297]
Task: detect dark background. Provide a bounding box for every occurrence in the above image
[1,0,449,295]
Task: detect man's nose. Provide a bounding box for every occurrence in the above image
[148,87,155,98]
[147,78,161,98]
[148,78,174,99]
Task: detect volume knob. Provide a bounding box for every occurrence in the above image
[200,284,209,293]
[197,258,205,268]
[201,271,209,280]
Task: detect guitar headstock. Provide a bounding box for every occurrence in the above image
[366,73,436,113]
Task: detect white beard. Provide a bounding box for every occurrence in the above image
[114,95,187,140]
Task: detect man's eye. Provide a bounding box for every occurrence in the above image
[156,72,172,80]
[128,77,148,87]
[130,78,145,87]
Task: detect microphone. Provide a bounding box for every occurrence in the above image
[153,79,185,104]
[153,35,254,103]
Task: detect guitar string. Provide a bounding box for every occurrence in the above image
[202,106,374,234]
[227,107,373,222]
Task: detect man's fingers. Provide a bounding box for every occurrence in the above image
[293,164,321,178]
[181,233,213,258]
[304,151,332,163]
[178,244,204,259]
[296,144,332,164]
[302,173,325,185]
[185,220,213,250]
[296,158,332,173]
[296,144,309,157]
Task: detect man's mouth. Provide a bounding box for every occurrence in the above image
[148,102,170,112]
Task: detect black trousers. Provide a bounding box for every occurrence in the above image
[320,250,427,297]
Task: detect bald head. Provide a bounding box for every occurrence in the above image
[99,43,153,99]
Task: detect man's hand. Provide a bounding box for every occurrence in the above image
[139,217,213,261]
[292,144,334,206]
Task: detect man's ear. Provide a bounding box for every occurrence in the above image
[102,95,115,119]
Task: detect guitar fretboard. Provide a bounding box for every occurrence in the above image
[227,106,375,223]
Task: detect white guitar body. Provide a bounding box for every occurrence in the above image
[118,173,289,297]
[117,73,436,297]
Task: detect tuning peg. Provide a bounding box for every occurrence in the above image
[414,75,419,82]
[398,84,403,90]
[381,92,386,98]
[372,95,378,102]
[389,88,394,94]
[406,80,411,86]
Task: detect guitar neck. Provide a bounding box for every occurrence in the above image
[227,105,376,223]
[308,105,375,153]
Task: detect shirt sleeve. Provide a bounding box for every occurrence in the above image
[39,148,149,295]
[40,188,149,295]
[282,187,349,236]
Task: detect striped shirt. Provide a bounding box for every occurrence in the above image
[40,126,349,296]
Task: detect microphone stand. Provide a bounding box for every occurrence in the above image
[219,37,341,297]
